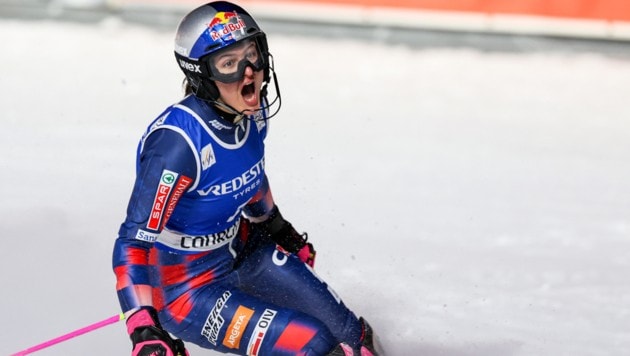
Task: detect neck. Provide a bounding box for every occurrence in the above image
[214,101,245,123]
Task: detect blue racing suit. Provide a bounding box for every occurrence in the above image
[112,94,362,355]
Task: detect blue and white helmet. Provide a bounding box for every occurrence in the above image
[174,1,273,102]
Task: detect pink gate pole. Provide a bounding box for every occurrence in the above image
[11,313,125,355]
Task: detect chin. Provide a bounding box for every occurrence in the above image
[241,100,260,114]
[241,108,258,116]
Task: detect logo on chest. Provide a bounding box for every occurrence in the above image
[201,144,216,170]
[197,157,265,199]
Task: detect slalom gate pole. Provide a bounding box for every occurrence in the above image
[11,313,125,355]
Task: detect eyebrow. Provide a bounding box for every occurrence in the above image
[226,41,255,54]
[214,42,256,62]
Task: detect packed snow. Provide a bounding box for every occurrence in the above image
[1,16,629,356]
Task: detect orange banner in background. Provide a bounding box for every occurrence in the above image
[267,0,630,21]
[108,0,630,40]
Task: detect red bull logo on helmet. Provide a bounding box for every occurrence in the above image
[208,11,247,42]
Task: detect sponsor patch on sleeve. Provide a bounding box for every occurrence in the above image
[146,170,193,231]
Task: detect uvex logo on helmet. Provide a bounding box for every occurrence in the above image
[208,11,247,41]
[178,59,202,73]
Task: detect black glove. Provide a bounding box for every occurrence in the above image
[126,307,188,356]
[257,206,316,267]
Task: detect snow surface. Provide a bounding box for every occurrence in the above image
[1,18,630,356]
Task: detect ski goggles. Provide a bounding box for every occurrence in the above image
[206,39,267,83]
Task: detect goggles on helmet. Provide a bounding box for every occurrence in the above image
[205,38,266,83]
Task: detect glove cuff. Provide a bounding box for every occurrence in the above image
[265,205,285,234]
[296,243,316,267]
[126,307,158,335]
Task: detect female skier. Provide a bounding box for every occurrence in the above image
[112,2,381,355]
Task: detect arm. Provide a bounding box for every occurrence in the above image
[113,129,196,355]
[113,128,197,312]
[242,174,275,222]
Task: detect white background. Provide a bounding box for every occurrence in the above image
[1,17,629,355]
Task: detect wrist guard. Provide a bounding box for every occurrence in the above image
[258,206,316,266]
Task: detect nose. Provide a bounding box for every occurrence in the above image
[243,64,255,77]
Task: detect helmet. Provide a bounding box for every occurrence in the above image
[174,1,280,116]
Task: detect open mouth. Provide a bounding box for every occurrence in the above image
[241,82,258,107]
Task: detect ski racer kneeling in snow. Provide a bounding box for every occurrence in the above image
[112,2,383,355]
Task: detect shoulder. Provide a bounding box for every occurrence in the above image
[138,97,210,164]
[139,120,200,187]
[141,96,214,145]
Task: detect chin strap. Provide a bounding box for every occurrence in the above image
[211,100,246,123]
